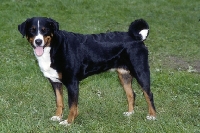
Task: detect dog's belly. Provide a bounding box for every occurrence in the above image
[35,47,61,83]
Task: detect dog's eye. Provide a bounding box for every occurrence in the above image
[41,28,46,32]
[29,27,36,33]
[41,28,49,34]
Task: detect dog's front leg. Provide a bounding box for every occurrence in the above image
[48,79,64,122]
[59,80,79,126]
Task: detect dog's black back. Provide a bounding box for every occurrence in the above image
[51,28,149,81]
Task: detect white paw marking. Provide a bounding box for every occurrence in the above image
[123,111,134,116]
[59,120,71,126]
[50,116,62,122]
[146,115,156,120]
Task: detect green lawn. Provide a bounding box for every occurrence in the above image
[0,0,200,132]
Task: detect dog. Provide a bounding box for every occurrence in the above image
[18,17,156,125]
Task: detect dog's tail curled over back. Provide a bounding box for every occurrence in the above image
[128,19,149,41]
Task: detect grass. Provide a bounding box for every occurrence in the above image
[0,0,200,132]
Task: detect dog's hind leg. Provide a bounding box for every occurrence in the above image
[140,76,156,120]
[49,79,64,122]
[117,68,135,116]
[143,89,156,120]
[132,62,156,120]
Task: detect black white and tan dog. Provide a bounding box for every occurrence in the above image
[18,17,156,125]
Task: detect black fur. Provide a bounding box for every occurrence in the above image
[18,17,156,123]
[50,24,150,81]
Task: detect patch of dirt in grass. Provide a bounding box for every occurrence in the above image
[163,56,200,73]
[194,61,200,72]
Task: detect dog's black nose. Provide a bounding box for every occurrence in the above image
[35,39,42,46]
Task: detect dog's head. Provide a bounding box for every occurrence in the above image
[18,17,59,56]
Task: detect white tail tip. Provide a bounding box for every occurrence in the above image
[139,29,149,41]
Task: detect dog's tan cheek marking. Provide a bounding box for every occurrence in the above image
[44,35,52,47]
[67,103,78,124]
[117,68,134,112]
[28,36,35,45]
[143,91,156,117]
[55,87,64,117]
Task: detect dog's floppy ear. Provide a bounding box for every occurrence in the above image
[47,18,59,33]
[18,18,30,38]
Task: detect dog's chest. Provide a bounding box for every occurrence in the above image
[35,47,61,83]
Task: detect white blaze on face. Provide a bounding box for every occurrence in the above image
[34,20,45,56]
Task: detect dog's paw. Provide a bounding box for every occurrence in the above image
[146,115,156,120]
[59,120,71,126]
[123,111,134,116]
[50,116,62,122]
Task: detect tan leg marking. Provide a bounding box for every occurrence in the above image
[55,88,64,117]
[50,83,64,122]
[117,68,134,113]
[143,91,156,117]
[67,103,78,124]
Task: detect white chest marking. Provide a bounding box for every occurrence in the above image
[35,47,61,83]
